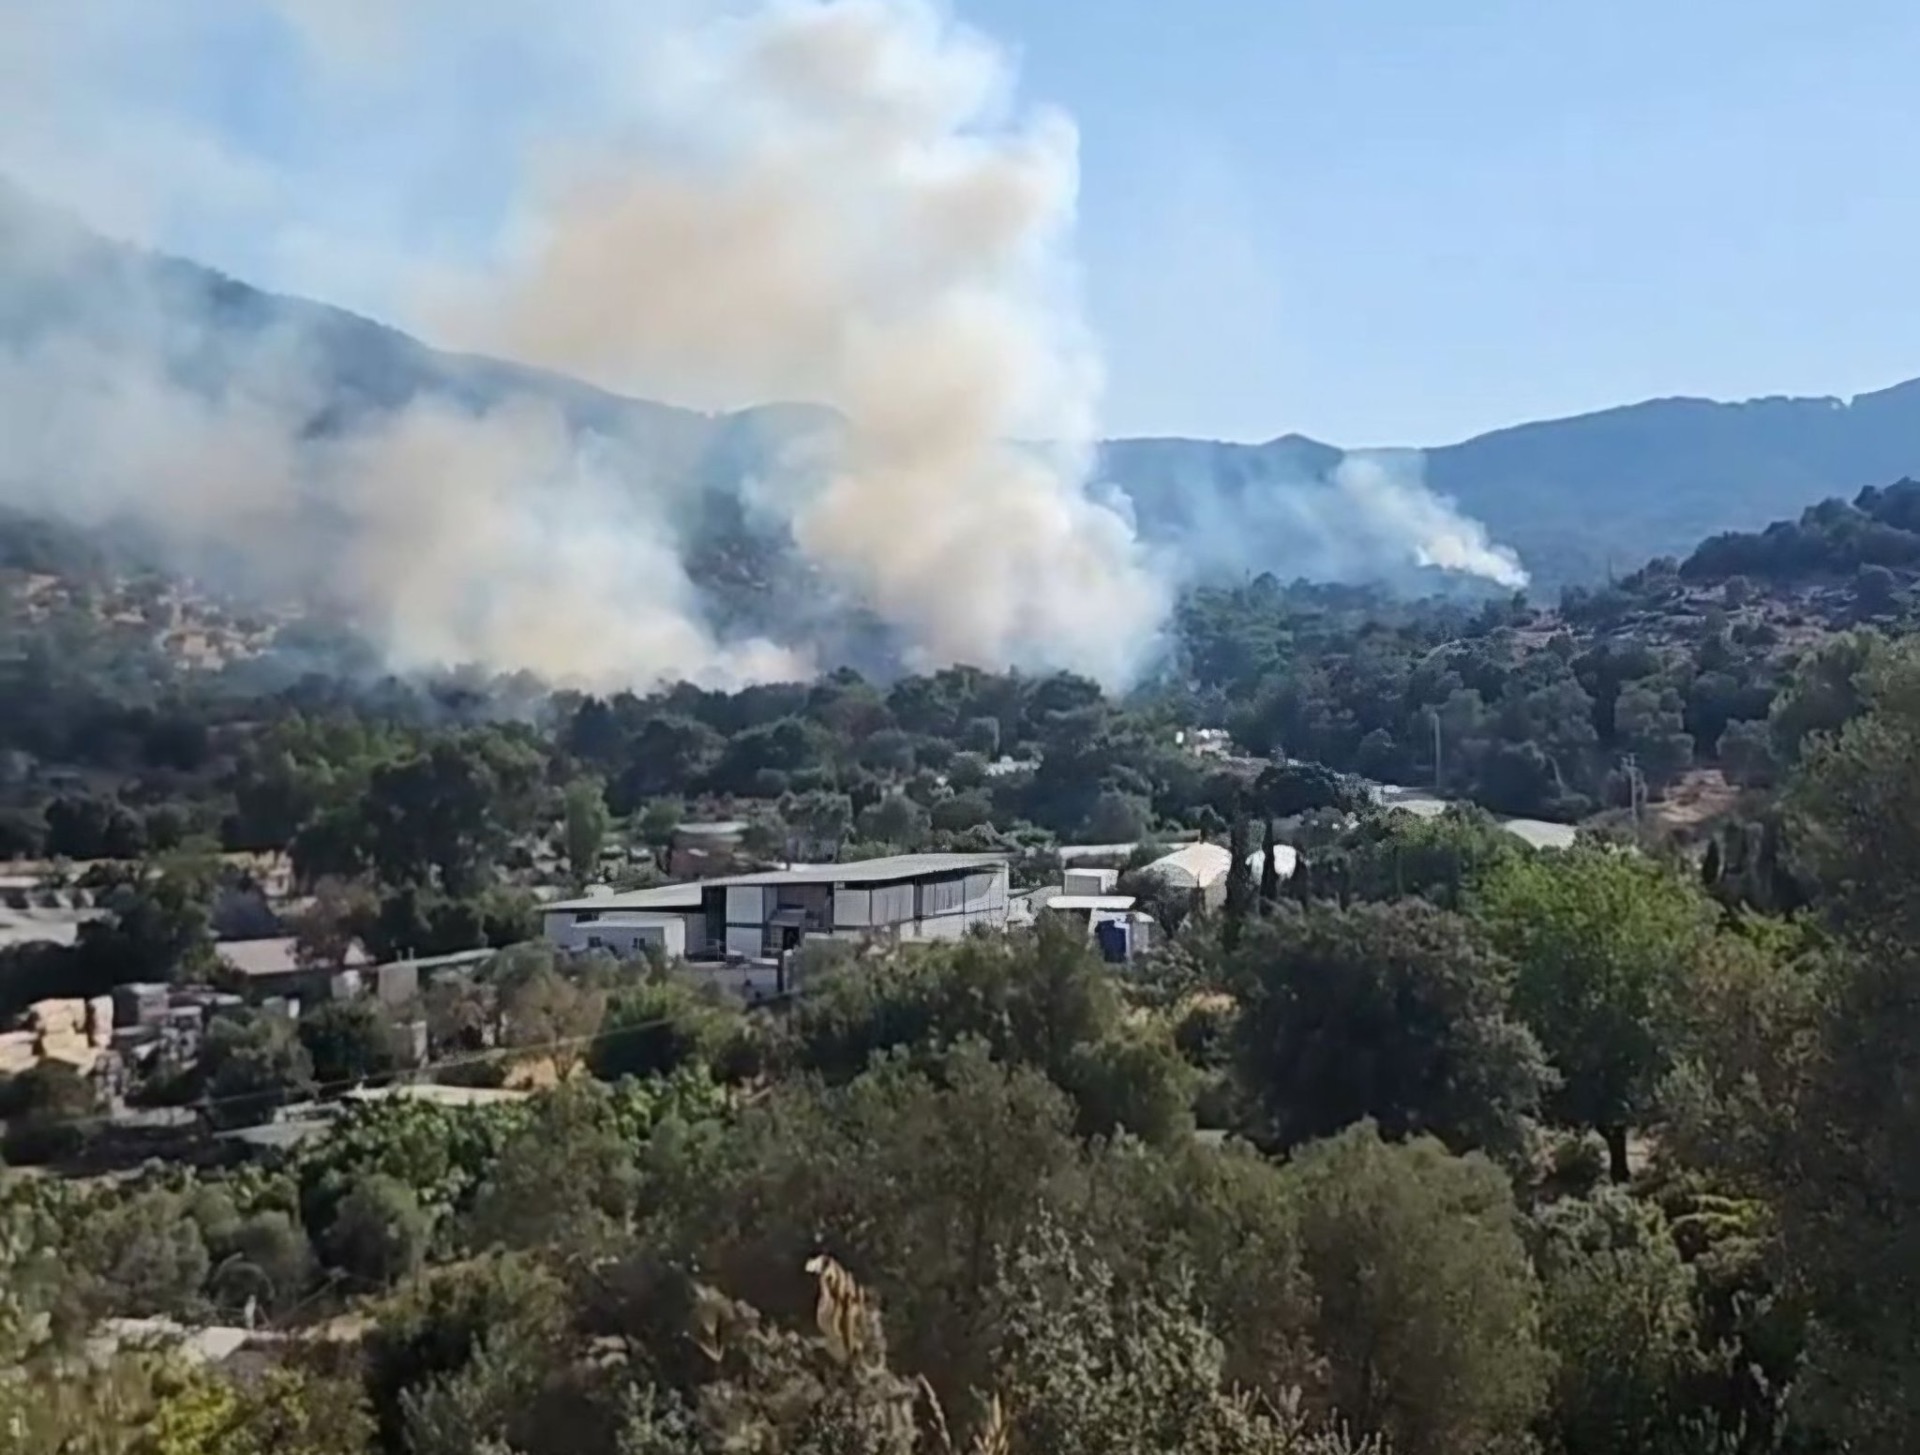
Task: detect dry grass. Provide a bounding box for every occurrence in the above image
[806,1254,1010,1455]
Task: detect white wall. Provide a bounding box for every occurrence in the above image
[725,886,766,926]
[834,888,873,929]
[580,920,686,960]
[914,915,973,942]
[1063,867,1118,896]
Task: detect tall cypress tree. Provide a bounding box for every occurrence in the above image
[1224,817,1255,949]
[1259,818,1282,907]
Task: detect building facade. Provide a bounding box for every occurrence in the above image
[543,853,1011,963]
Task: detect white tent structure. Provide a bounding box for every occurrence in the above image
[1140,841,1296,908]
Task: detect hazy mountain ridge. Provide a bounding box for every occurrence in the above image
[1108,383,1920,591]
[10,182,1920,617]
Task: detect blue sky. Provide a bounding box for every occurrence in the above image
[959,0,1920,444]
[11,0,1920,446]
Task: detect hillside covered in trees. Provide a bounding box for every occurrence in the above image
[10,625,1920,1452]
[0,468,1904,887]
[8,482,1920,1452]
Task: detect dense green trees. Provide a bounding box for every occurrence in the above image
[1283,1125,1548,1455]
[562,777,611,886]
[0,836,1889,1455]
[1229,902,1548,1164]
[198,1010,315,1126]
[1748,638,1920,1445]
[1527,1187,1701,1455]
[0,524,1856,885]
[1683,479,1920,585]
[298,999,403,1087]
[14,497,1920,1453]
[1474,847,1717,1182]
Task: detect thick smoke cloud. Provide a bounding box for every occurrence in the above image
[0,0,1164,689]
[0,194,806,689]
[0,0,1524,693]
[425,0,1170,683]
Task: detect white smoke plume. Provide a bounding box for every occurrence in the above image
[0,0,1167,690]
[1112,441,1529,594]
[1333,453,1529,589]
[0,246,807,689]
[422,0,1168,683]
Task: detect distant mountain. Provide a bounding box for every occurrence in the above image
[11,181,1920,606]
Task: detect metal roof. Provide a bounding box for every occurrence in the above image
[546,854,1005,912]
[222,1118,334,1152]
[375,947,499,974]
[1042,895,1138,912]
[544,882,708,914]
[1499,818,1579,850]
[703,852,1007,888]
[218,936,373,979]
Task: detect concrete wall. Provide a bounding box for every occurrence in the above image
[377,962,420,1006]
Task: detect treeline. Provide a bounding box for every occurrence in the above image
[1184,577,1780,817]
[14,633,1920,1451]
[0,493,1912,935]
[11,486,1920,870]
[0,571,1821,871]
[1682,477,1920,591]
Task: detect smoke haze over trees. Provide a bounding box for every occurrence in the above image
[0,0,1547,698]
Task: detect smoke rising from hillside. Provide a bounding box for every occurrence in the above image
[1332,455,1528,589]
[0,0,1522,691]
[0,0,1168,688]
[423,0,1168,682]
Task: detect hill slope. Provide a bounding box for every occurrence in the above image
[1102,383,1920,592]
[11,183,1920,602]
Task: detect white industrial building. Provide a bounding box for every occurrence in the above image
[543,853,1012,963]
[1040,866,1150,961]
